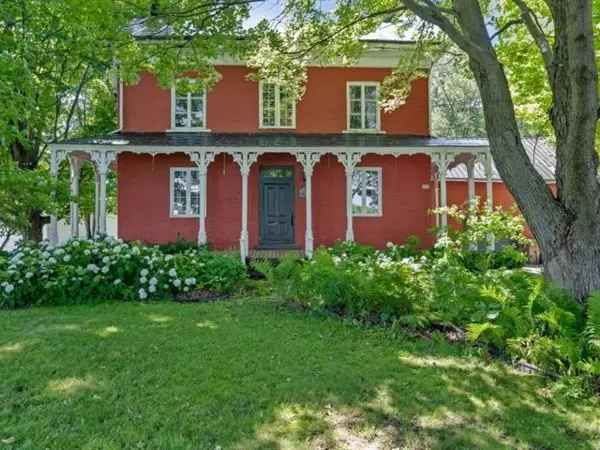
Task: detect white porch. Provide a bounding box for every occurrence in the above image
[49,134,494,261]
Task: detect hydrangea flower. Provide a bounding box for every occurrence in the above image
[101,266,110,274]
[173,279,182,288]
[4,284,14,294]
[87,264,99,273]
[138,288,148,300]
[140,276,147,284]
[102,256,110,264]
[140,268,149,277]
[25,272,34,279]
[63,255,71,262]
[168,268,177,277]
[149,277,158,286]
[113,279,122,285]
[148,285,156,293]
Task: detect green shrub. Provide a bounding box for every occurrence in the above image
[259,232,600,395]
[0,237,246,308]
[156,235,208,254]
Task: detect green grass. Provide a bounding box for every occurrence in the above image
[1,297,598,450]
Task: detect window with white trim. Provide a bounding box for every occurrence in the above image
[260,82,295,128]
[170,168,201,217]
[347,82,380,131]
[352,167,382,216]
[172,84,207,130]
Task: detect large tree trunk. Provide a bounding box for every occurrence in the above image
[406,0,600,301]
[11,130,48,242]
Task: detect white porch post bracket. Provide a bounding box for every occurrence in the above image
[231,151,261,262]
[68,155,82,239]
[431,151,454,231]
[49,148,68,246]
[90,150,117,237]
[296,151,322,258]
[336,151,364,242]
[188,151,217,246]
[483,151,495,251]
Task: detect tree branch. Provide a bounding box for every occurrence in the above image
[400,0,489,62]
[512,0,554,75]
[280,6,408,58]
[490,18,523,41]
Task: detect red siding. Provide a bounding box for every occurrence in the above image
[117,152,436,249]
[123,66,429,135]
[447,181,518,211]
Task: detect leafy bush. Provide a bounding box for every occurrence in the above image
[257,204,600,396]
[0,237,246,308]
[157,235,208,254]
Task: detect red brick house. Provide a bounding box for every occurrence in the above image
[49,40,555,260]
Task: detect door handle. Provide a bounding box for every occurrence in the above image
[291,214,294,226]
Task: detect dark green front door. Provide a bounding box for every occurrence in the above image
[259,167,294,247]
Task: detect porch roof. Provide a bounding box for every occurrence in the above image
[57,132,489,150]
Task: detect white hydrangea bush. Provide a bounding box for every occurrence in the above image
[0,237,246,308]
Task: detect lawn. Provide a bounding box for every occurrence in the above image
[1,297,598,450]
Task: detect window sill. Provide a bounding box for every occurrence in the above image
[259,126,297,130]
[166,128,211,133]
[353,213,383,218]
[170,214,200,219]
[343,129,386,134]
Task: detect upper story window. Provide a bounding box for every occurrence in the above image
[171,83,207,131]
[170,168,200,217]
[347,82,381,132]
[352,167,382,216]
[260,82,295,128]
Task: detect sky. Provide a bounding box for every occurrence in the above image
[244,0,404,40]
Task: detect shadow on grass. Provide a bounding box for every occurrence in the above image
[0,299,598,449]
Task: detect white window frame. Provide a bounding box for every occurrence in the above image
[169,85,209,132]
[169,167,201,218]
[345,81,382,133]
[259,81,296,129]
[352,167,383,217]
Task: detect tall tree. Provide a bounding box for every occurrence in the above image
[0,0,253,240]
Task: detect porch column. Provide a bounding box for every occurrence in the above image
[432,152,453,231]
[484,152,495,250]
[69,155,82,238]
[91,150,117,236]
[466,158,476,206]
[296,151,322,258]
[48,149,66,246]
[439,159,448,228]
[93,171,100,236]
[232,151,260,262]
[188,151,216,246]
[484,152,494,211]
[336,151,363,242]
